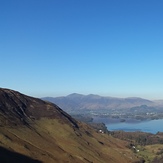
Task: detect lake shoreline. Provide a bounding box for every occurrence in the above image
[91,116,163,134]
[105,119,163,134]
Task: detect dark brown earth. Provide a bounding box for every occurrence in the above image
[0,88,78,127]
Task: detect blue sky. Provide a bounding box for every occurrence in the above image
[1,0,163,99]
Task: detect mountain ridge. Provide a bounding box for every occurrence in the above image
[42,93,155,113]
[0,88,78,128]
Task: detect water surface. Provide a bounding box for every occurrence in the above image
[106,119,163,134]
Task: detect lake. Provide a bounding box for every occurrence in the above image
[106,119,163,134]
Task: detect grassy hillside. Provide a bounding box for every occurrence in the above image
[0,118,141,163]
[0,88,140,163]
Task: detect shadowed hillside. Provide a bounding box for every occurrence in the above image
[0,88,141,163]
[0,146,42,163]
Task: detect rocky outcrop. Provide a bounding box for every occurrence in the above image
[0,88,78,128]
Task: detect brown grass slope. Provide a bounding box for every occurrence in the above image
[0,88,140,163]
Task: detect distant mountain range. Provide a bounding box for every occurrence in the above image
[42,93,163,113]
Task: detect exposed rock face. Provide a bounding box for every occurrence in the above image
[0,88,140,163]
[0,88,78,128]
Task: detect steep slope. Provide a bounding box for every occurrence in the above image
[0,88,140,163]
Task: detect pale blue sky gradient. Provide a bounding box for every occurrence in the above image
[1,0,163,99]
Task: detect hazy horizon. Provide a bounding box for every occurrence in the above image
[41,92,163,101]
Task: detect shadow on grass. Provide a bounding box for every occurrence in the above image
[0,146,42,163]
